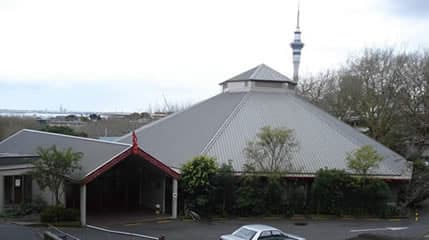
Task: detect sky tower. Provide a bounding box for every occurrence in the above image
[290,3,304,84]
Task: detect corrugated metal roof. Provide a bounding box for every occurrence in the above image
[220,64,293,84]
[0,129,131,180]
[205,92,410,178]
[119,90,411,179]
[118,92,248,168]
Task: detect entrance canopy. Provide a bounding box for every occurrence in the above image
[83,147,180,184]
[0,129,180,183]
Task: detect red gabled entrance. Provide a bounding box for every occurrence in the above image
[83,135,180,185]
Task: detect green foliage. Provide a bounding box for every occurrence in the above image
[212,161,236,216]
[181,155,218,216]
[312,168,392,216]
[0,198,47,218]
[312,169,354,215]
[244,126,298,173]
[40,206,79,223]
[347,145,383,177]
[41,125,88,137]
[31,146,82,205]
[234,163,289,216]
[234,175,267,216]
[264,176,284,213]
[0,203,33,218]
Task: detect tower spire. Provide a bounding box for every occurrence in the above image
[290,0,304,85]
[296,0,300,30]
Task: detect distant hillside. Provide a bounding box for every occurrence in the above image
[0,117,42,140]
[0,116,155,141]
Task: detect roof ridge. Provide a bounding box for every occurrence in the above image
[291,96,403,175]
[200,92,251,155]
[0,129,26,146]
[249,64,264,79]
[20,129,132,147]
[117,93,223,142]
[83,146,131,180]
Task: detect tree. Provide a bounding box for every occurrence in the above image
[402,159,429,207]
[346,145,383,177]
[181,155,218,216]
[244,126,298,173]
[299,48,429,156]
[31,146,82,206]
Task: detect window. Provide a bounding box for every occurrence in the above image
[232,227,257,240]
[257,230,288,240]
[254,81,283,88]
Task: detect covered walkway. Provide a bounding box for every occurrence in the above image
[78,145,180,226]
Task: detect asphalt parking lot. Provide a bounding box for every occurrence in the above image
[57,217,428,240]
[0,223,41,240]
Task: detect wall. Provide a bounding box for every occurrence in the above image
[222,82,251,92]
[32,179,65,206]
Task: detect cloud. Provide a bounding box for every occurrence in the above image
[381,0,429,19]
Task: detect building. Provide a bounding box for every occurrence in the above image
[0,130,179,225]
[118,64,411,182]
[0,8,412,225]
[0,64,412,225]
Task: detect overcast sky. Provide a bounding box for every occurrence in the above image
[1,0,429,112]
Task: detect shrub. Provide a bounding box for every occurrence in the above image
[312,168,393,216]
[0,199,47,218]
[40,206,79,223]
[181,155,218,217]
[235,175,266,216]
[212,162,236,216]
[31,196,48,213]
[312,169,354,215]
[264,176,284,214]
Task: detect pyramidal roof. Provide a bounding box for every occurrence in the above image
[118,67,411,180]
[220,64,294,84]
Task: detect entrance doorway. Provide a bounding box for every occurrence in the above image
[86,155,170,214]
[4,175,32,205]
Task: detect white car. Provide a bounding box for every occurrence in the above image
[219,224,306,240]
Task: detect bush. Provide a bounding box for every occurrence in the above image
[212,162,236,216]
[312,169,354,215]
[264,176,284,214]
[235,175,266,216]
[311,168,393,216]
[40,206,79,223]
[1,204,31,218]
[31,196,48,213]
[181,156,218,217]
[0,199,47,218]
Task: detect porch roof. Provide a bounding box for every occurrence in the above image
[0,129,179,181]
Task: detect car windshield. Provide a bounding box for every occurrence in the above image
[233,227,257,240]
